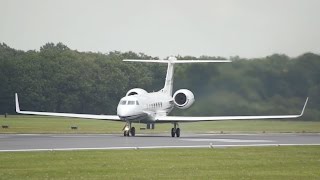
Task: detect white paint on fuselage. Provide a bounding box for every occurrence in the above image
[117,91,174,123]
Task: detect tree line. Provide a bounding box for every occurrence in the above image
[0,42,319,120]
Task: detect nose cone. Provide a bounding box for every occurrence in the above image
[117,97,144,121]
[117,105,128,118]
[117,104,137,120]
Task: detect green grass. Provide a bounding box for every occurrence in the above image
[1,115,320,134]
[0,146,319,179]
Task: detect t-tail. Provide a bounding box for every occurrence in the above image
[123,57,231,96]
[161,57,175,96]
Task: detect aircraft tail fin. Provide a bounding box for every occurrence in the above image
[123,57,231,96]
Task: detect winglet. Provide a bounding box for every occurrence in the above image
[15,93,21,113]
[299,97,308,116]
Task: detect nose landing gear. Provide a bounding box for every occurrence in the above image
[123,122,135,137]
[171,122,180,137]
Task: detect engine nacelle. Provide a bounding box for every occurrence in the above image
[173,89,195,109]
[126,88,147,96]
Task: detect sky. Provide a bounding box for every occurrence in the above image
[1,0,320,58]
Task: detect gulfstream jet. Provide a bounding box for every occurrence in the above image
[15,57,308,137]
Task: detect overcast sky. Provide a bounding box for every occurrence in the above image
[1,0,319,58]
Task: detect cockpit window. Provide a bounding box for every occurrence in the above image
[128,101,135,105]
[120,100,127,105]
[136,101,139,105]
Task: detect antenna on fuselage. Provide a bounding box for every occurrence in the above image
[123,56,231,96]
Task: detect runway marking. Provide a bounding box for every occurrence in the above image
[16,134,45,136]
[187,133,320,137]
[5,134,118,137]
[50,136,112,138]
[181,138,274,143]
[0,144,320,152]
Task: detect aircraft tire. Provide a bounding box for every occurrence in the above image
[176,128,180,137]
[124,130,130,136]
[171,128,175,137]
[130,127,135,136]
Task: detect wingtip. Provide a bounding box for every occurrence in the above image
[15,93,20,113]
[300,97,308,116]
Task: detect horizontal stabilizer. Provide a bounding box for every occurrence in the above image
[123,58,231,64]
[124,57,231,96]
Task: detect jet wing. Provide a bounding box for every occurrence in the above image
[155,98,308,122]
[15,93,121,121]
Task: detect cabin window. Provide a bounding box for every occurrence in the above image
[128,101,135,105]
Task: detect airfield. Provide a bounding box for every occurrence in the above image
[1,117,320,179]
[1,133,320,152]
[1,116,320,152]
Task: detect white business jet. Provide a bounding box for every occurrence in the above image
[15,57,308,137]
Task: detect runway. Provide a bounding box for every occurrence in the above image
[1,133,320,152]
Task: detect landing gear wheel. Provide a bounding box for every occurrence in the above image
[171,128,175,137]
[176,128,180,137]
[171,122,180,137]
[124,130,130,136]
[123,122,132,137]
[130,127,135,136]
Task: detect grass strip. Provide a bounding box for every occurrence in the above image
[0,146,319,179]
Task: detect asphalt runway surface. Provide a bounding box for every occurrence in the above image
[0,133,320,152]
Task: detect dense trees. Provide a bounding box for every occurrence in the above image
[0,43,319,120]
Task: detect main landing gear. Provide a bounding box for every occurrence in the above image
[122,122,180,137]
[171,122,180,137]
[123,122,135,137]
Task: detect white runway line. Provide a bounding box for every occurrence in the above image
[1,144,320,152]
[194,133,320,136]
[50,136,111,138]
[181,138,274,143]
[16,134,45,136]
